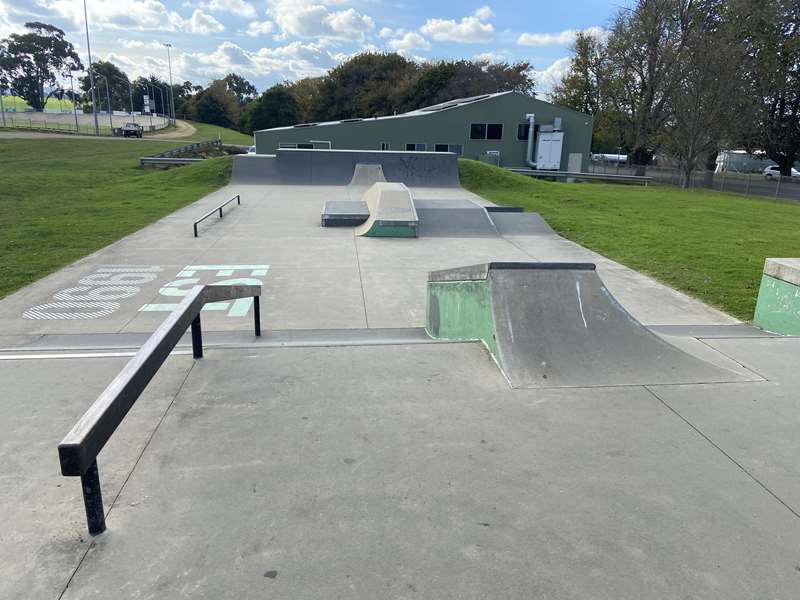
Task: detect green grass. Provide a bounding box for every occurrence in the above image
[0,139,232,299]
[184,121,253,145]
[0,95,75,111]
[459,159,800,320]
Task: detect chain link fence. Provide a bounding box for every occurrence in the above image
[587,160,800,202]
[0,109,170,136]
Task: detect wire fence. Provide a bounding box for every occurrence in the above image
[587,160,800,202]
[0,110,170,136]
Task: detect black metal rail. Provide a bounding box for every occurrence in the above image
[58,284,261,535]
[193,194,240,237]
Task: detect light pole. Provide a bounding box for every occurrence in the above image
[0,78,6,128]
[94,71,113,131]
[69,72,79,132]
[82,0,100,136]
[114,74,134,120]
[164,42,175,125]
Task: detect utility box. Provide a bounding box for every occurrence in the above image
[536,132,564,170]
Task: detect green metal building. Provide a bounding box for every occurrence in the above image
[254,92,593,170]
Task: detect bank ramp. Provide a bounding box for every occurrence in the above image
[426,262,748,388]
[354,182,418,237]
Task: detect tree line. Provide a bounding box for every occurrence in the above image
[0,22,532,134]
[550,0,800,181]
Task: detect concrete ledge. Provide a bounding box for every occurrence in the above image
[354,182,418,237]
[754,260,800,336]
[764,258,800,287]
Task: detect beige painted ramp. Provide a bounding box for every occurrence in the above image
[349,163,387,187]
[354,182,419,237]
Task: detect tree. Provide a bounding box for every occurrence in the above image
[79,60,130,112]
[223,73,257,106]
[240,83,300,133]
[186,79,239,127]
[401,59,534,111]
[287,77,324,123]
[0,22,82,110]
[662,0,740,187]
[730,0,800,176]
[600,0,687,168]
[550,32,602,116]
[311,52,418,121]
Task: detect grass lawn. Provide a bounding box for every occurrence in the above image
[459,159,800,321]
[0,95,75,111]
[0,138,232,299]
[184,122,254,145]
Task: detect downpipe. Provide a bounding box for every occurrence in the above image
[525,113,537,169]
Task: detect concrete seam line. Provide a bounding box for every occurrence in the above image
[643,385,800,521]
[353,234,370,328]
[57,360,196,600]
[695,337,769,381]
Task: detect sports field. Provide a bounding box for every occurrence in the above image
[459,159,800,320]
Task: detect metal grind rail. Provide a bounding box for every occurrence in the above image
[193,194,241,237]
[58,284,261,535]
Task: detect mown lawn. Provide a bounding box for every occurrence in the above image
[0,138,232,299]
[459,158,800,320]
[184,121,254,146]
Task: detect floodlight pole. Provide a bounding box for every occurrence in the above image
[69,72,79,132]
[82,0,100,136]
[0,79,6,128]
[164,43,175,125]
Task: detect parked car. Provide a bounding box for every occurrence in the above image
[247,145,256,154]
[763,165,800,180]
[121,122,144,138]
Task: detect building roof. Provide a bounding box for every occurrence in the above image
[257,91,535,133]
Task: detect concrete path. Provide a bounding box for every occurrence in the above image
[0,173,797,599]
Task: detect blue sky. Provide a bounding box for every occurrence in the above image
[0,0,615,96]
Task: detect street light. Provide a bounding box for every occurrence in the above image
[82,0,100,136]
[113,73,134,120]
[164,42,175,125]
[69,72,79,132]
[92,70,113,131]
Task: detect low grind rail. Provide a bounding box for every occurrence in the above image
[193,194,241,237]
[58,284,261,535]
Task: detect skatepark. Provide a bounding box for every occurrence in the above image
[2,148,800,598]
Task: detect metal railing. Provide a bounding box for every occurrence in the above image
[193,194,241,237]
[507,168,652,185]
[140,156,203,168]
[58,284,261,535]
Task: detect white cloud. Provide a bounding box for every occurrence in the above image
[202,0,256,18]
[120,38,164,49]
[517,26,605,47]
[244,20,274,37]
[186,9,224,34]
[38,0,187,32]
[535,56,571,95]
[473,50,508,63]
[473,6,493,20]
[419,7,494,43]
[267,1,374,41]
[388,32,430,52]
[378,26,393,39]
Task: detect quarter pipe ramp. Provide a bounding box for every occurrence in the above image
[426,262,749,388]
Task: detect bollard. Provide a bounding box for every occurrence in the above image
[191,314,203,358]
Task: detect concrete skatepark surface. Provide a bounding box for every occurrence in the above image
[1,150,799,599]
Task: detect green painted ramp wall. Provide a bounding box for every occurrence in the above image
[754,274,800,335]
[425,280,499,359]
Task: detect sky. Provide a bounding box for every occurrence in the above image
[0,0,616,97]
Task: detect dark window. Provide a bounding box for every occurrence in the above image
[434,144,449,152]
[297,143,314,149]
[406,143,426,151]
[470,123,487,139]
[487,123,503,140]
[380,142,390,150]
[449,144,463,155]
[517,123,529,140]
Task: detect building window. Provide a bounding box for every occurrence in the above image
[380,142,390,150]
[517,123,530,140]
[278,143,297,149]
[470,123,487,139]
[449,144,463,156]
[487,123,503,140]
[434,144,449,152]
[406,143,426,151]
[297,143,314,149]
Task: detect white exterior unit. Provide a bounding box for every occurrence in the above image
[536,132,564,170]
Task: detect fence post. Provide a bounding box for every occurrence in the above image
[776,175,782,199]
[746,173,751,196]
[720,170,726,192]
